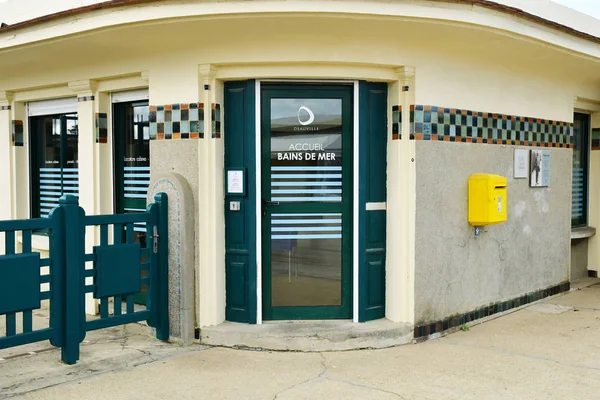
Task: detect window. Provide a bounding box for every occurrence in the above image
[113,101,150,241]
[30,113,79,218]
[572,112,590,227]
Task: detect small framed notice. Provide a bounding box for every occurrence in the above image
[530,150,551,187]
[226,168,246,196]
[514,148,529,179]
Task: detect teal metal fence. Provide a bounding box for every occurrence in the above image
[0,193,169,364]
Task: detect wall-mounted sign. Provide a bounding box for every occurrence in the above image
[226,168,245,196]
[530,150,550,187]
[514,148,529,179]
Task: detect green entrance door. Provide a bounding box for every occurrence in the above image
[261,84,353,320]
[113,100,150,304]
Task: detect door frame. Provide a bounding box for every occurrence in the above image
[254,80,360,323]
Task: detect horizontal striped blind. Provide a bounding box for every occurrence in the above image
[271,166,342,202]
[39,167,79,218]
[124,166,150,232]
[572,167,584,219]
[271,213,342,241]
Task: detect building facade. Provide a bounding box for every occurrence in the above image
[1,0,599,342]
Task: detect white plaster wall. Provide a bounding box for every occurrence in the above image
[586,110,600,273]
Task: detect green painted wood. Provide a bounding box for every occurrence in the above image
[49,205,65,349]
[94,243,142,298]
[0,190,169,362]
[100,298,109,318]
[114,296,122,316]
[114,223,123,244]
[23,310,33,333]
[126,295,134,314]
[85,214,150,225]
[0,219,54,230]
[358,81,387,322]
[5,314,16,336]
[0,253,41,314]
[4,230,14,255]
[100,224,108,246]
[59,194,86,364]
[21,228,36,337]
[154,193,169,340]
[224,80,257,323]
[1,328,53,349]
[100,297,108,319]
[86,310,151,331]
[22,230,32,253]
[260,84,353,321]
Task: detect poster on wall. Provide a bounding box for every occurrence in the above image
[530,150,551,187]
[513,148,529,179]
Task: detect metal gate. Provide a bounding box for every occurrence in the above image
[0,193,169,364]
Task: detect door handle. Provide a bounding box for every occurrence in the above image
[263,199,280,206]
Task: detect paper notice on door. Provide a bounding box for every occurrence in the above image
[227,170,244,194]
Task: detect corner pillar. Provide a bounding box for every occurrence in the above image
[0,91,14,223]
[0,91,14,255]
[386,67,416,325]
[197,64,225,328]
[69,79,99,315]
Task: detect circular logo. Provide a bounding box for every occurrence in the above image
[297,106,315,126]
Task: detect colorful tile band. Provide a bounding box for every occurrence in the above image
[149,103,204,140]
[592,128,600,151]
[211,103,221,139]
[12,120,23,146]
[393,105,573,148]
[95,113,107,144]
[77,95,95,102]
[392,105,402,140]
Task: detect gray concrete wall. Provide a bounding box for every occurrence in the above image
[150,140,199,325]
[414,142,571,325]
[571,240,588,280]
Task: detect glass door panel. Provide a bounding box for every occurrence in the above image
[261,85,353,320]
[271,213,342,307]
[31,113,78,218]
[114,100,150,304]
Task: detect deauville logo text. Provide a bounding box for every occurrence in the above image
[295,106,319,131]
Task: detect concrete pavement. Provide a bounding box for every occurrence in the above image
[3,279,600,399]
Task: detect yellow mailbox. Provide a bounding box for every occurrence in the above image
[468,174,507,226]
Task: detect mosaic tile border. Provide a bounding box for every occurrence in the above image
[95,113,107,144]
[149,103,204,140]
[592,128,600,151]
[12,120,23,146]
[392,105,402,140]
[211,103,221,139]
[414,281,570,340]
[393,105,573,148]
[78,95,94,102]
[1,105,11,111]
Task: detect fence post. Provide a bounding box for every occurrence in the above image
[154,193,169,341]
[59,195,86,364]
[48,204,65,349]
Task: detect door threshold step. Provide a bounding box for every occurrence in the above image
[199,319,413,352]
